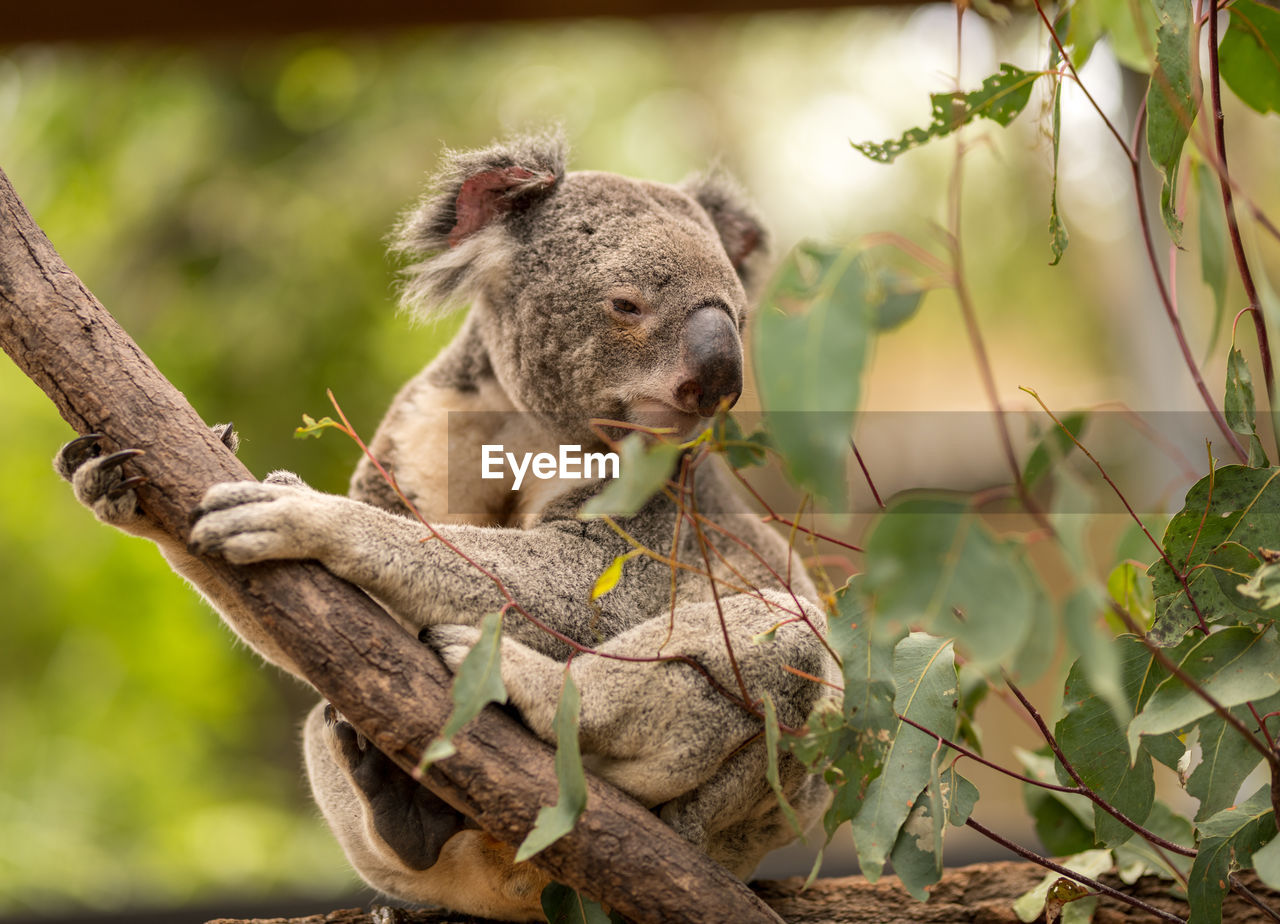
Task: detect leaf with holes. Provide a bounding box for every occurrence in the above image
[848,633,957,881]
[1148,465,1280,645]
[852,64,1042,164]
[888,757,978,900]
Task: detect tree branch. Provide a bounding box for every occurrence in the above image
[0,165,783,924]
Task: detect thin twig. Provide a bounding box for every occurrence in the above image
[1231,874,1280,923]
[1207,0,1277,453]
[964,817,1187,924]
[850,437,886,510]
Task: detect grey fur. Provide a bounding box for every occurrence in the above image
[57,134,836,921]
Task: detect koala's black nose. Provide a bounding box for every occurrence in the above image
[677,306,743,417]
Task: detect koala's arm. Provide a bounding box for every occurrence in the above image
[55,429,307,677]
[188,479,646,651]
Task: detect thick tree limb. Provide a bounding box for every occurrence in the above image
[0,165,784,924]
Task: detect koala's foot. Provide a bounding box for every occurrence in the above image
[55,434,148,526]
[323,704,468,871]
[188,478,326,564]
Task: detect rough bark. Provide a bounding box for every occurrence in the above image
[0,164,784,924]
[204,862,1280,924]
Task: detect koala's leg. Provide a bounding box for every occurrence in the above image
[302,702,549,921]
[55,428,306,677]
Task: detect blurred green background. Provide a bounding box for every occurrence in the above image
[2,6,1279,917]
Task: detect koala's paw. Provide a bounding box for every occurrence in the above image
[211,422,240,454]
[419,625,485,672]
[55,434,148,527]
[323,704,467,871]
[189,478,330,564]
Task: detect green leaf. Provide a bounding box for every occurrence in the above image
[848,633,957,881]
[1196,162,1230,356]
[1145,0,1197,243]
[1062,589,1130,724]
[1188,785,1276,924]
[516,673,587,862]
[579,433,680,518]
[1226,348,1271,467]
[762,692,803,838]
[1017,747,1098,856]
[1048,75,1070,265]
[888,759,979,900]
[419,612,507,769]
[1254,831,1280,890]
[1067,0,1161,72]
[1187,694,1277,821]
[1055,643,1157,847]
[753,243,867,508]
[1111,800,1195,882]
[719,414,770,469]
[1127,624,1280,760]
[1238,560,1280,608]
[1220,0,1280,115]
[1013,849,1112,924]
[790,582,901,841]
[851,64,1041,164]
[1024,411,1088,490]
[1148,465,1280,645]
[540,882,617,924]
[863,496,1039,674]
[294,412,342,439]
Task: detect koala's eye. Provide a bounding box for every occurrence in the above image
[611,298,642,316]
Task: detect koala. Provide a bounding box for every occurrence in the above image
[56,133,836,922]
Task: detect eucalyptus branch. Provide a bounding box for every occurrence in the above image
[1230,875,1280,923]
[730,468,864,552]
[850,437,886,510]
[964,817,1188,924]
[1109,601,1275,767]
[1021,386,1212,635]
[1207,1,1277,423]
[1003,675,1197,858]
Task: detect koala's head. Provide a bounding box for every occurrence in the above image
[394,132,768,445]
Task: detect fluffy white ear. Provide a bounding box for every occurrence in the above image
[393,131,567,317]
[681,168,770,294]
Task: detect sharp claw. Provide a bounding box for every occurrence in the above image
[98,448,145,471]
[106,475,148,500]
[324,704,338,727]
[60,433,104,472]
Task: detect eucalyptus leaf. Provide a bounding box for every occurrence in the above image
[852,64,1041,164]
[419,612,507,769]
[863,495,1038,674]
[1055,640,1159,846]
[1145,0,1197,243]
[1148,465,1280,644]
[1225,348,1270,467]
[540,882,617,924]
[1220,0,1280,115]
[579,433,680,518]
[1127,624,1280,760]
[516,673,587,862]
[888,756,978,900]
[1238,560,1280,608]
[848,633,957,881]
[1196,162,1230,356]
[1188,785,1277,924]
